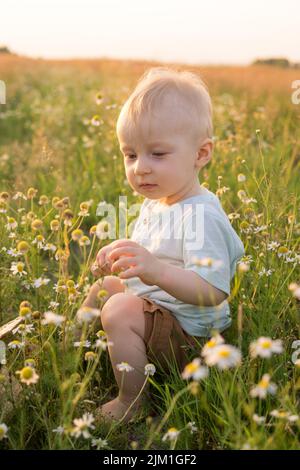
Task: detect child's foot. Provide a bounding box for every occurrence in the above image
[96,396,148,424]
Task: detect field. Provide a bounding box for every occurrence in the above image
[0,55,299,450]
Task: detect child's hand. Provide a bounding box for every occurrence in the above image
[107,240,163,286]
[90,239,131,277]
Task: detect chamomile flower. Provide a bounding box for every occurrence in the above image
[32,277,51,288]
[91,438,108,449]
[288,283,300,300]
[42,311,66,326]
[52,426,65,435]
[76,306,101,324]
[10,261,27,277]
[144,363,156,376]
[201,334,225,357]
[8,340,24,350]
[249,337,283,358]
[94,338,114,351]
[270,410,299,422]
[16,366,39,385]
[74,340,91,348]
[203,344,242,369]
[181,358,209,380]
[5,217,18,231]
[116,362,134,372]
[0,423,8,440]
[71,413,95,439]
[250,374,277,399]
[252,414,266,425]
[162,427,180,442]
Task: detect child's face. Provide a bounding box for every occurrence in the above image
[118,96,208,205]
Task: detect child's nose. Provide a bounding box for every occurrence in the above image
[133,156,151,175]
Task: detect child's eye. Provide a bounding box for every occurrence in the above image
[152,153,166,157]
[126,154,136,159]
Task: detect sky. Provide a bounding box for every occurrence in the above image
[1,0,299,65]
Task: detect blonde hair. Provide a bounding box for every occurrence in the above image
[116,67,213,145]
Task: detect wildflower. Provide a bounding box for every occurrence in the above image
[10,261,27,278]
[31,219,43,231]
[203,344,242,369]
[249,337,283,358]
[237,173,246,182]
[74,340,91,348]
[95,92,103,105]
[19,306,32,319]
[96,220,111,240]
[6,248,20,257]
[252,414,266,424]
[85,351,97,362]
[39,195,49,205]
[162,427,180,442]
[228,212,240,220]
[0,191,9,201]
[5,217,18,231]
[144,363,156,376]
[32,235,45,249]
[62,209,74,226]
[91,115,101,126]
[270,410,299,422]
[238,262,250,273]
[277,246,289,258]
[16,366,39,385]
[13,191,27,200]
[8,340,24,350]
[12,324,34,335]
[52,426,65,435]
[89,225,97,236]
[181,358,209,380]
[187,421,198,433]
[42,311,66,326]
[258,268,274,277]
[79,236,91,247]
[43,242,57,252]
[53,280,67,293]
[50,219,60,231]
[27,187,38,199]
[48,301,59,310]
[201,334,225,357]
[0,423,8,440]
[94,338,114,351]
[71,413,95,439]
[267,241,280,251]
[32,277,51,288]
[91,437,108,449]
[116,362,134,372]
[250,374,277,399]
[288,283,300,301]
[71,229,83,241]
[78,201,92,217]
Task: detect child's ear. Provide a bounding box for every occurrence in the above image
[195,138,213,170]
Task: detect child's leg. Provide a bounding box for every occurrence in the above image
[98,292,150,422]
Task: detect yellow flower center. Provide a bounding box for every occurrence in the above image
[186,363,198,373]
[17,263,24,272]
[21,367,34,380]
[259,378,269,389]
[261,340,271,349]
[206,339,216,348]
[218,349,230,358]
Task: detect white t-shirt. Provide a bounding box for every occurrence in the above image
[122,187,245,337]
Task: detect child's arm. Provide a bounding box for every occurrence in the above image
[155,262,228,306]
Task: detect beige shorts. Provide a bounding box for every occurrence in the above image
[141,296,206,374]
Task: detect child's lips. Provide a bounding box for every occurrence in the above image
[139,184,158,189]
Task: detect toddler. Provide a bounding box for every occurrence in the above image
[80,67,245,423]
